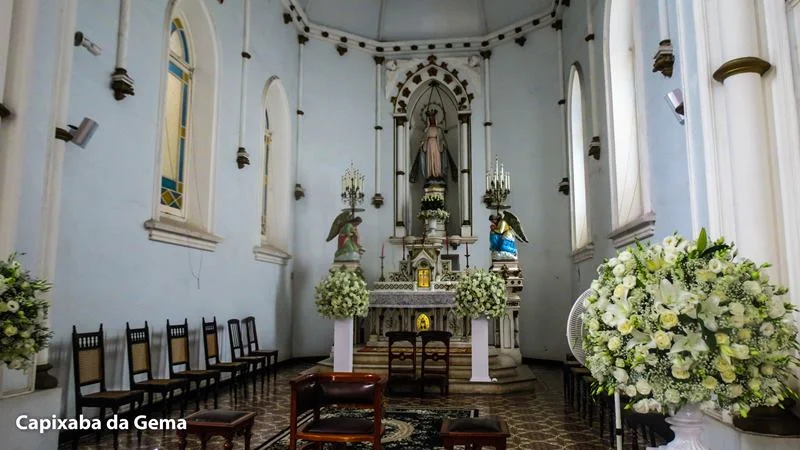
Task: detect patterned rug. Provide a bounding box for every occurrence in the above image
[256,407,477,450]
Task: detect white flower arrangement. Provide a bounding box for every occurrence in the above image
[454,269,507,319]
[314,269,370,319]
[582,229,799,417]
[0,254,53,371]
[418,208,450,222]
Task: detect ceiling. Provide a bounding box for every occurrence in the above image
[295,0,555,42]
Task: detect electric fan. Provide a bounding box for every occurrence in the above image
[566,289,623,450]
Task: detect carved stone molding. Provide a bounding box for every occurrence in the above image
[588,136,601,160]
[371,193,384,208]
[110,67,135,101]
[652,39,675,77]
[712,56,771,83]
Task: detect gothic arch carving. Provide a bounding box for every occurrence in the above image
[389,56,475,115]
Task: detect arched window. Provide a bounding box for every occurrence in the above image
[261,111,271,238]
[604,0,652,247]
[568,66,590,251]
[146,0,220,251]
[160,18,192,217]
[254,78,292,264]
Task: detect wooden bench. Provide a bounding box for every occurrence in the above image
[177,409,256,450]
[440,416,510,450]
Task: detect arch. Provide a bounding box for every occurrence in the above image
[259,77,293,258]
[391,58,473,115]
[567,64,590,249]
[603,0,647,230]
[149,0,220,246]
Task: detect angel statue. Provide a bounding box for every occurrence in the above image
[410,110,458,185]
[489,211,528,260]
[326,211,365,262]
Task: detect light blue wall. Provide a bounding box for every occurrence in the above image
[490,31,573,359]
[35,0,300,416]
[559,0,704,303]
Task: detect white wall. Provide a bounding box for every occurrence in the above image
[10,0,301,417]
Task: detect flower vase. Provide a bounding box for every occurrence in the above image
[333,317,353,372]
[654,403,708,450]
[426,218,439,236]
[470,317,491,382]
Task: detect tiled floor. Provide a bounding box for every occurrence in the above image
[61,363,622,449]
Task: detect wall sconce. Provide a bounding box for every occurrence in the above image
[55,118,99,148]
[558,177,570,195]
[236,147,250,169]
[665,89,685,124]
[74,32,102,56]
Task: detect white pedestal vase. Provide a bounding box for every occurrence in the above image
[470,317,491,382]
[426,218,439,236]
[333,317,353,372]
[649,403,708,450]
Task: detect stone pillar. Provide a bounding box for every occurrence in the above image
[458,113,471,236]
[585,0,601,158]
[710,0,779,268]
[394,116,407,237]
[481,51,492,171]
[294,35,308,199]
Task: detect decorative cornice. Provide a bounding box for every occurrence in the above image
[279,0,559,56]
[336,45,347,56]
[712,56,771,83]
[515,36,527,47]
[297,34,308,45]
[480,50,492,59]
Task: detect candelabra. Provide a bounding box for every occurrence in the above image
[485,156,511,213]
[341,162,365,212]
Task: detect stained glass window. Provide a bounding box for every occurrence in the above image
[160,18,192,216]
[261,111,271,237]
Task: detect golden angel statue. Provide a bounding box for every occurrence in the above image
[326,211,365,262]
[489,211,528,261]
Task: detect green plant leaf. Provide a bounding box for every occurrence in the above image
[696,228,708,254]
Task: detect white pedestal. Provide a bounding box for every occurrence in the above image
[470,317,491,382]
[333,317,354,372]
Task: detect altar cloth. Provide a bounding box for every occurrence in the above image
[369,290,455,308]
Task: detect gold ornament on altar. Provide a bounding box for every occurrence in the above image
[416,313,431,331]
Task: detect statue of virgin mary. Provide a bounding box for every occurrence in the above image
[410,110,458,185]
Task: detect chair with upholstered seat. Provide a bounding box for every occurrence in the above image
[419,330,452,396]
[72,324,144,450]
[242,316,279,380]
[289,372,386,450]
[227,318,266,395]
[125,321,188,418]
[386,331,418,394]
[202,317,249,403]
[166,319,220,410]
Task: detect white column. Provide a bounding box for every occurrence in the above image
[470,318,491,382]
[394,116,407,237]
[556,25,567,177]
[372,57,383,207]
[585,0,601,154]
[713,0,780,268]
[658,0,669,43]
[333,317,354,372]
[114,0,130,69]
[481,51,492,170]
[295,36,307,196]
[38,0,79,370]
[236,0,251,154]
[459,114,471,236]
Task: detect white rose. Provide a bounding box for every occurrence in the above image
[635,379,652,395]
[622,275,636,289]
[760,322,775,337]
[727,384,743,398]
[632,399,650,414]
[617,320,634,335]
[708,258,724,274]
[728,303,745,317]
[663,236,677,248]
[619,251,633,262]
[612,264,627,278]
[607,336,622,351]
[663,251,678,265]
[767,299,786,319]
[613,284,629,299]
[613,368,629,384]
[743,280,761,296]
[608,257,620,267]
[6,300,19,313]
[653,330,672,350]
[625,385,638,397]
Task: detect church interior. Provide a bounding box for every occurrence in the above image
[1,0,800,449]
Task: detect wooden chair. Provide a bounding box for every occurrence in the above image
[386,331,418,395]
[289,372,386,450]
[227,318,266,395]
[72,324,144,450]
[166,319,220,411]
[241,316,279,380]
[178,410,257,450]
[125,321,188,418]
[202,316,249,402]
[419,330,452,396]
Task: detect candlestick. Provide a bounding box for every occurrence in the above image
[381,242,385,258]
[379,254,385,282]
[464,241,470,269]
